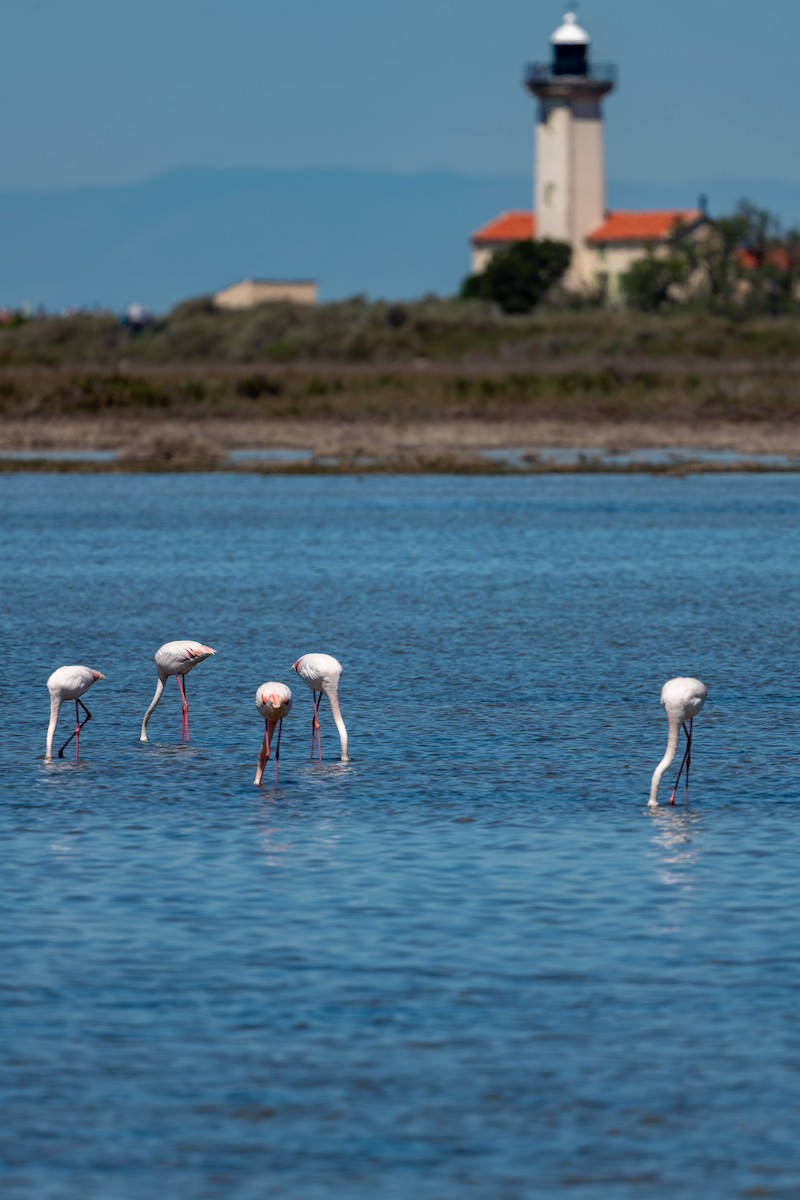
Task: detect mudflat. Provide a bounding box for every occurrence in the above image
[3,412,800,472]
[2,358,800,470]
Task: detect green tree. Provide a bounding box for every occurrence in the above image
[620,248,688,312]
[621,201,800,316]
[678,201,800,316]
[676,210,750,312]
[460,240,571,314]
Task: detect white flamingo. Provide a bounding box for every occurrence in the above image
[45,665,105,760]
[292,653,349,762]
[140,640,216,743]
[648,676,708,808]
[253,682,292,786]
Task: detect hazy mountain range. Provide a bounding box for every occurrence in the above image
[2,167,799,313]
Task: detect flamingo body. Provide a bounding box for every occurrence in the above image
[253,682,292,785]
[292,653,349,762]
[140,640,216,742]
[153,641,216,678]
[45,665,105,760]
[255,682,293,722]
[648,676,707,808]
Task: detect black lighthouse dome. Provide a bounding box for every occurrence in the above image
[524,10,615,98]
[551,11,590,76]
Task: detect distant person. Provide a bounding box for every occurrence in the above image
[124,302,153,334]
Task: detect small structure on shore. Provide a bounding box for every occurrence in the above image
[470,11,708,300]
[213,278,318,310]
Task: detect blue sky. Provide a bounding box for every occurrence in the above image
[2,0,799,194]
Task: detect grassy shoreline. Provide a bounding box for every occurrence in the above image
[6,302,800,367]
[3,458,800,476]
[4,305,800,472]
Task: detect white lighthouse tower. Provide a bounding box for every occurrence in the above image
[525,12,616,287]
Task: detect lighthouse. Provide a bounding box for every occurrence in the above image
[524,11,616,286]
[469,12,705,299]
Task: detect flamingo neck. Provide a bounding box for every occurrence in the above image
[45,695,61,760]
[140,673,166,742]
[649,715,681,807]
[325,686,349,763]
[254,718,280,785]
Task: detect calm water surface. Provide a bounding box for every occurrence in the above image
[2,474,800,1200]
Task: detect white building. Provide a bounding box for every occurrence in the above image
[470,12,707,299]
[214,278,318,310]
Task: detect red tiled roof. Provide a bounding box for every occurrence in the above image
[471,208,708,247]
[471,211,535,244]
[587,209,703,245]
[737,246,792,271]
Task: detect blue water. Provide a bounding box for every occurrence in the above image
[2,473,800,1199]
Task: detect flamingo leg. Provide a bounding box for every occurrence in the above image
[684,718,693,807]
[57,698,92,759]
[668,729,691,806]
[274,718,283,786]
[310,691,323,761]
[176,674,189,742]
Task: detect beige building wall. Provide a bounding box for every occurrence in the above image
[471,238,687,302]
[536,94,606,289]
[536,103,572,244]
[586,229,706,300]
[471,245,500,274]
[570,104,605,286]
[214,279,318,310]
[585,244,646,299]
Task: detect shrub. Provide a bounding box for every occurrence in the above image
[460,240,572,314]
[621,251,688,312]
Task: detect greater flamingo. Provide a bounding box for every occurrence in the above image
[140,641,216,743]
[45,665,105,760]
[648,676,708,808]
[292,653,349,762]
[253,682,292,785]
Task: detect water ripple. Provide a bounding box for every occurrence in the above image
[2,474,800,1199]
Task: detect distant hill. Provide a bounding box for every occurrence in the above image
[1,167,798,313]
[0,168,529,313]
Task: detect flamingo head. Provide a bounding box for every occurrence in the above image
[259,688,292,719]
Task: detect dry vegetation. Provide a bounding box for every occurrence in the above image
[3,299,800,470]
